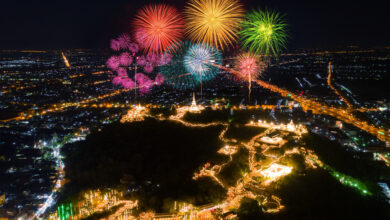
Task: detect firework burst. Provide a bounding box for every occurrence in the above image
[133,4,185,54]
[159,42,199,90]
[239,9,288,59]
[107,34,170,93]
[235,52,265,101]
[184,0,244,50]
[184,43,221,80]
[110,39,121,51]
[106,56,120,71]
[235,52,263,81]
[119,52,133,66]
[159,42,221,90]
[155,73,165,86]
[135,73,155,94]
[117,34,132,50]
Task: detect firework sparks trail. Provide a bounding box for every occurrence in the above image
[235,52,264,101]
[184,43,221,96]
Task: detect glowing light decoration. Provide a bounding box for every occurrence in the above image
[121,105,149,123]
[133,4,185,54]
[184,0,244,50]
[323,165,372,196]
[56,203,74,220]
[260,163,292,183]
[240,9,288,59]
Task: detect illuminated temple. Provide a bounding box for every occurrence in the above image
[189,92,202,112]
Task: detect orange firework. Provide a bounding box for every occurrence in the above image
[184,0,244,50]
[133,4,185,54]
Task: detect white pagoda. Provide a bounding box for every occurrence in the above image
[189,92,202,112]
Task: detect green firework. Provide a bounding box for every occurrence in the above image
[239,9,288,59]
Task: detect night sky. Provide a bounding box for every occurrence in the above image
[0,0,388,50]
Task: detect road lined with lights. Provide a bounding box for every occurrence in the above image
[213,63,390,146]
[327,61,353,108]
[0,89,129,123]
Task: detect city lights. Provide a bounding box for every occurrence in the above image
[259,163,293,183]
[2,0,390,218]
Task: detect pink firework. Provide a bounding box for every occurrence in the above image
[122,78,136,89]
[133,4,185,54]
[117,34,132,50]
[155,73,165,85]
[112,76,123,85]
[235,53,262,81]
[110,39,121,51]
[146,53,160,65]
[135,73,155,94]
[136,56,147,66]
[235,53,264,101]
[107,33,164,92]
[106,56,120,70]
[117,68,128,77]
[119,52,133,66]
[143,63,154,73]
[128,43,139,53]
[159,53,172,65]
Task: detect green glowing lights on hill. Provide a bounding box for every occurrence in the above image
[323,165,372,196]
[239,9,288,59]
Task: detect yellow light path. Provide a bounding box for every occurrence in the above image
[327,61,353,108]
[1,89,129,123]
[61,52,71,67]
[212,63,390,146]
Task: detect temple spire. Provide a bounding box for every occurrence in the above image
[190,92,200,112]
[192,92,196,106]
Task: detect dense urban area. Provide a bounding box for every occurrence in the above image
[0,48,389,219]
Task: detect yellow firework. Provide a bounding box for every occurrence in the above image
[184,0,244,50]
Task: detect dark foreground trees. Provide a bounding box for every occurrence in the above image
[61,118,227,211]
